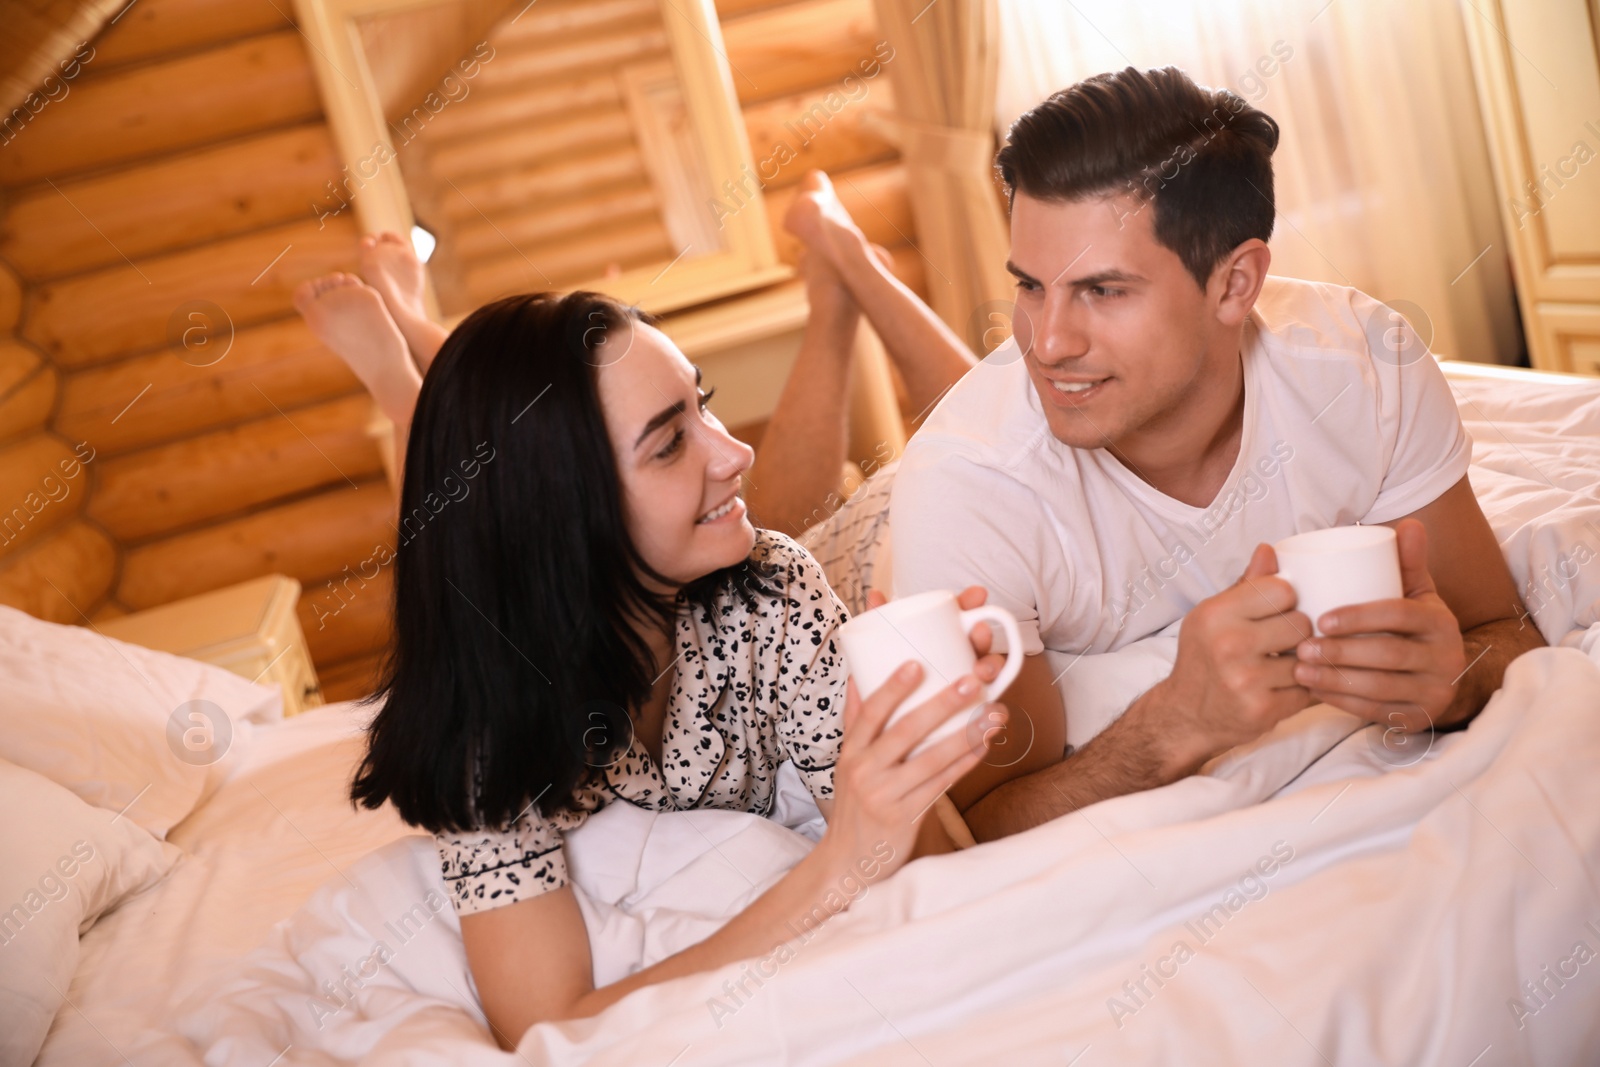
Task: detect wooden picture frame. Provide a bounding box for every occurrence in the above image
[290,0,790,320]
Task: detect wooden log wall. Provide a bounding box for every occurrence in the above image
[0,0,386,700]
[0,0,927,703]
[406,0,922,314]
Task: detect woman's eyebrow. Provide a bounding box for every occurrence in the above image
[634,399,686,450]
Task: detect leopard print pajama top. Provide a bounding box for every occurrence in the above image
[435,530,850,916]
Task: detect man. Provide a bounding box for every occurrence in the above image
[788,65,1543,842]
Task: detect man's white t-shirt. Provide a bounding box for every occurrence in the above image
[890,275,1472,658]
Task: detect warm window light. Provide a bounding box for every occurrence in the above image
[410,223,437,263]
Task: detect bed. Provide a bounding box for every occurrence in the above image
[13,361,1600,1067]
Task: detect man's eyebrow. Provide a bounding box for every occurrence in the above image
[1068,269,1143,288]
[1004,259,1039,284]
[634,399,686,450]
[1006,260,1144,289]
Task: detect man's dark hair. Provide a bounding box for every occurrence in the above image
[350,291,776,834]
[995,66,1281,290]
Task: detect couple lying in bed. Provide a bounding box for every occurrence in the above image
[293,66,1543,1050]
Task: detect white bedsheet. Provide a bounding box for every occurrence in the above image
[1446,367,1600,645]
[157,647,1600,1067]
[34,706,413,1067]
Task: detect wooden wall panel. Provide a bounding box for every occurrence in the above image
[0,518,117,624]
[471,26,669,93]
[0,31,323,186]
[439,145,647,222]
[357,0,517,124]
[317,649,386,703]
[427,109,636,183]
[0,339,56,446]
[87,394,384,543]
[22,214,358,368]
[0,264,20,332]
[118,479,395,609]
[55,316,359,456]
[740,81,897,191]
[715,0,805,17]
[298,565,393,665]
[721,0,880,105]
[0,1,395,642]
[453,185,658,261]
[0,362,57,446]
[89,602,128,622]
[762,160,911,262]
[462,217,673,306]
[1,124,343,281]
[89,0,291,72]
[0,340,45,398]
[493,0,660,46]
[0,433,86,560]
[0,0,120,116]
[412,73,623,146]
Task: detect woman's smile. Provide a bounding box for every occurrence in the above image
[697,494,745,525]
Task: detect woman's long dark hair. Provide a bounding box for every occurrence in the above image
[350,291,770,833]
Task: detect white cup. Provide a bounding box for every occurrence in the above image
[837,590,1026,756]
[1273,525,1403,636]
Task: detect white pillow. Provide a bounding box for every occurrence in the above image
[0,606,282,838]
[1044,623,1181,751]
[0,756,178,1066]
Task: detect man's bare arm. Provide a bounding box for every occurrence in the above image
[1395,476,1546,725]
[947,651,1065,821]
[962,681,1184,838]
[964,546,1314,839]
[1449,616,1542,725]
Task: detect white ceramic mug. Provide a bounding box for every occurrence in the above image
[1273,525,1403,636]
[838,590,1026,756]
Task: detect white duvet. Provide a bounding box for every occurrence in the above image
[155,646,1600,1067]
[139,369,1600,1064]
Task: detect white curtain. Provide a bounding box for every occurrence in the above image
[994,0,1520,365]
[869,0,1015,343]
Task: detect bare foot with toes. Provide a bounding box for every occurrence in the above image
[357,232,438,370]
[784,171,871,270]
[292,272,421,425]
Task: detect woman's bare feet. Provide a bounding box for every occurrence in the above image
[783,171,873,269]
[788,171,901,309]
[357,232,442,373]
[292,272,421,425]
[783,169,976,423]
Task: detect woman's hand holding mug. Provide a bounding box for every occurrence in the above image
[817,587,1021,882]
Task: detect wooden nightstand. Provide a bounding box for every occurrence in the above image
[96,575,325,716]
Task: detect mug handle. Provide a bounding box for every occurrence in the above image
[958,605,1026,702]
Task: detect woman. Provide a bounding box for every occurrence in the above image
[346,288,1006,1048]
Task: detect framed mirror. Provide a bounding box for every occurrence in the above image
[291,0,790,322]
